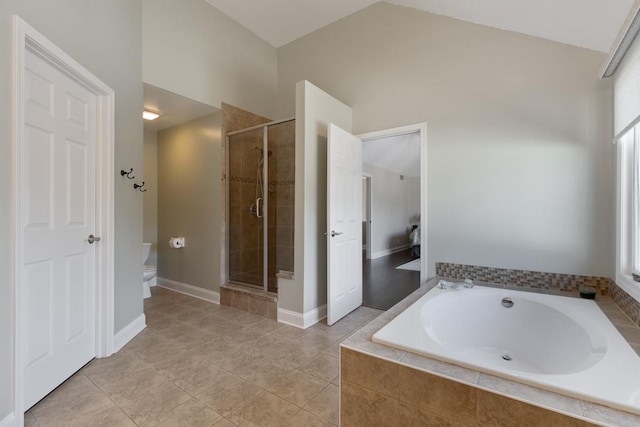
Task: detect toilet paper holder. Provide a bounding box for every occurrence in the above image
[169,237,185,248]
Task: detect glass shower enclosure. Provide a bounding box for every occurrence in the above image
[226,119,295,293]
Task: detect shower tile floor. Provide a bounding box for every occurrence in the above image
[25,287,383,426]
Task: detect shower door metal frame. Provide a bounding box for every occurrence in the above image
[225,117,294,293]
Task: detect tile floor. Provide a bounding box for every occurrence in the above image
[25,287,383,426]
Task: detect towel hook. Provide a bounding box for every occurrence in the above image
[120,168,135,179]
[133,181,147,192]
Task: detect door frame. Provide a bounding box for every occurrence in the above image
[358,123,427,284]
[361,174,373,260]
[12,16,115,423]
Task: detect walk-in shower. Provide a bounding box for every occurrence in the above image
[226,118,295,293]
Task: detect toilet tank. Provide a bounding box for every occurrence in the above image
[142,243,151,264]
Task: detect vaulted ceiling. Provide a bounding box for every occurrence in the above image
[205,0,635,52]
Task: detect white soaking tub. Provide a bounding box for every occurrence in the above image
[372,283,640,415]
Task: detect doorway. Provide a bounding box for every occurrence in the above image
[13,17,115,415]
[358,123,427,309]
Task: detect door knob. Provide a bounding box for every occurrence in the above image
[330,230,343,237]
[88,234,101,244]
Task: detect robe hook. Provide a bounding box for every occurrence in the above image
[133,181,147,192]
[120,168,135,179]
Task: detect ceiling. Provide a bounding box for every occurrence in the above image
[205,0,635,52]
[143,83,218,131]
[144,0,635,130]
[363,132,421,177]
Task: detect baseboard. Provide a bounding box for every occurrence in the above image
[0,412,16,427]
[113,313,146,353]
[277,304,327,329]
[372,244,410,260]
[157,277,220,304]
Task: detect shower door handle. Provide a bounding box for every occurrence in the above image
[256,198,263,218]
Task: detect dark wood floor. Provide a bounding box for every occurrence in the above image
[362,249,420,310]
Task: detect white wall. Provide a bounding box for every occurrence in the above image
[142,0,278,119]
[143,129,158,266]
[0,0,142,421]
[363,163,415,257]
[278,81,352,316]
[278,3,614,278]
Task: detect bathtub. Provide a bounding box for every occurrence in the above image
[372,283,640,415]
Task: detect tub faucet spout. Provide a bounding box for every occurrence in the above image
[438,279,474,289]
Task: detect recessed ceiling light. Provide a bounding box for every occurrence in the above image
[143,109,161,120]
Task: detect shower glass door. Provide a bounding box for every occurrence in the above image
[228,127,265,289]
[227,119,295,293]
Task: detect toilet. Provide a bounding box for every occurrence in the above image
[142,243,157,299]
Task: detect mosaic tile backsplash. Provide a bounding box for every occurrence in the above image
[435,262,640,328]
[610,281,640,326]
[435,262,611,295]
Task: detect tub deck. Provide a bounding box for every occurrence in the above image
[340,277,640,427]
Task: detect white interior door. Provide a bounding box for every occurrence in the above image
[327,123,362,325]
[22,47,98,409]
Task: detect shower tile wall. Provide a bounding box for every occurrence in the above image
[268,121,295,292]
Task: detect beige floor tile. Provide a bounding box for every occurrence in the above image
[146,313,188,331]
[90,367,169,406]
[26,288,384,427]
[301,353,339,382]
[24,412,40,427]
[82,349,147,379]
[231,356,295,388]
[31,389,117,427]
[30,372,99,412]
[79,406,137,427]
[286,409,335,427]
[267,369,329,407]
[194,335,251,365]
[154,354,229,396]
[211,307,264,327]
[147,398,223,427]
[303,384,340,426]
[117,381,192,425]
[37,406,135,427]
[195,373,262,417]
[213,418,237,426]
[228,391,300,426]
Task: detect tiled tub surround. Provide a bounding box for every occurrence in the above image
[340,278,640,427]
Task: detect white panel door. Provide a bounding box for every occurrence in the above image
[22,48,97,409]
[327,123,362,325]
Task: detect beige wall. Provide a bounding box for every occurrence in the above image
[278,3,614,279]
[0,0,142,419]
[142,0,278,119]
[157,112,222,291]
[144,129,158,266]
